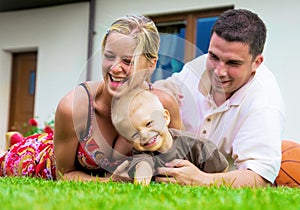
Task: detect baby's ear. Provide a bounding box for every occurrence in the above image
[163,109,171,126]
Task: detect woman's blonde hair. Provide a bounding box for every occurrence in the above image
[102,14,160,66]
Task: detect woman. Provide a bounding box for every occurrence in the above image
[0,15,181,181]
[54,14,183,181]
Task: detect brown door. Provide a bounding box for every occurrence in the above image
[8,52,37,134]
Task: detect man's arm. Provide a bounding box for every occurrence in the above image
[155,159,269,187]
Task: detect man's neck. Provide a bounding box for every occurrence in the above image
[212,91,231,107]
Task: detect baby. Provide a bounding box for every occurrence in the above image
[112,88,228,185]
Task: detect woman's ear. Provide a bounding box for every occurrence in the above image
[148,58,158,71]
[163,109,171,126]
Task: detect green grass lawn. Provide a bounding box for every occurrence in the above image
[0,177,299,210]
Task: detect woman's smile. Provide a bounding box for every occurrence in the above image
[109,73,128,88]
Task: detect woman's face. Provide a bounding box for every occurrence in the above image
[102,32,152,96]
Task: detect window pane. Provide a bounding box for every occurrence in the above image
[151,16,218,81]
[152,22,186,82]
[195,16,218,56]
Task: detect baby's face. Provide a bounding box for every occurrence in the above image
[117,95,169,152]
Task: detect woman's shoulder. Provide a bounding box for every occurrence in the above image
[56,81,100,117]
[84,81,102,91]
[152,87,183,130]
[152,87,177,107]
[56,86,80,115]
[58,81,101,105]
[54,82,101,140]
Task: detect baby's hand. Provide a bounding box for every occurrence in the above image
[110,160,132,183]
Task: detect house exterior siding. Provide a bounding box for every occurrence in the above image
[0,0,299,148]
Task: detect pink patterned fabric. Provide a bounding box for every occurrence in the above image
[0,133,56,179]
[0,132,127,179]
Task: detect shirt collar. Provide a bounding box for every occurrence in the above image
[198,69,257,107]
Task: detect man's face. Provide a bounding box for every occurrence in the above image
[206,33,262,100]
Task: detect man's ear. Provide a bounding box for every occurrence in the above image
[252,55,263,72]
[163,109,171,126]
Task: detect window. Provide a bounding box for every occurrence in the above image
[149,6,233,81]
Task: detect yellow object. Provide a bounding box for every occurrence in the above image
[5,131,19,150]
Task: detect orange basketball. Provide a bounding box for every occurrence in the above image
[275,140,300,187]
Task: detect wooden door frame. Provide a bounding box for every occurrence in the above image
[8,51,37,133]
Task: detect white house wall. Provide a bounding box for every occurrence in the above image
[0,0,299,149]
[0,3,89,149]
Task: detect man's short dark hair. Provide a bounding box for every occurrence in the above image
[212,9,267,59]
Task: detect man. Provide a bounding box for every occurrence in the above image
[154,9,285,187]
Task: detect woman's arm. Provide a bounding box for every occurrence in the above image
[54,89,108,182]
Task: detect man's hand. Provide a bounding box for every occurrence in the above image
[155,159,210,186]
[156,159,270,187]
